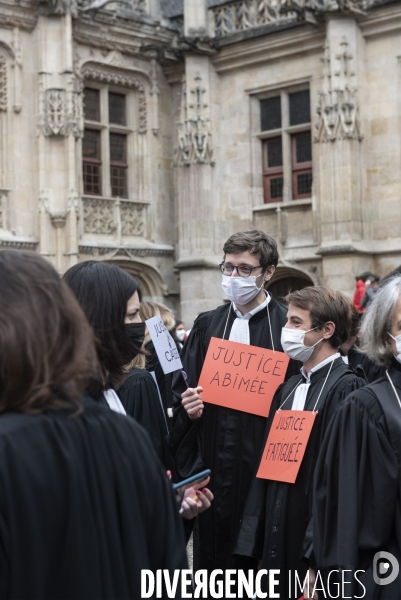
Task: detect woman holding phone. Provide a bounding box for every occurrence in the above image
[0,250,187,599]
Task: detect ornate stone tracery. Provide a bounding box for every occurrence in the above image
[315,38,362,143]
[0,55,7,112]
[120,202,145,236]
[77,0,146,13]
[38,83,84,138]
[83,197,116,234]
[175,75,214,167]
[211,0,372,37]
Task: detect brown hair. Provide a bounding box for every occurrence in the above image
[0,251,99,414]
[349,304,362,337]
[284,287,352,349]
[223,229,279,269]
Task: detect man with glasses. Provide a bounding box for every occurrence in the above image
[168,230,299,583]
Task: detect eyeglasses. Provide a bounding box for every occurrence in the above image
[219,262,264,278]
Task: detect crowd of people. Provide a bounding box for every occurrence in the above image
[0,228,400,599]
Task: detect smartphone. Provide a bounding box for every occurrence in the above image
[172,469,211,501]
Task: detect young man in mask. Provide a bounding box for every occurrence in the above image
[168,230,300,578]
[234,287,366,599]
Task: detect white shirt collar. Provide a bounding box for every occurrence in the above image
[301,352,341,384]
[232,292,271,321]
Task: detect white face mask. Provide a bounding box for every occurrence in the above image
[221,274,264,306]
[388,332,401,364]
[176,329,186,342]
[281,326,324,363]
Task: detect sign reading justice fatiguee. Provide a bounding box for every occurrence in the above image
[198,337,289,417]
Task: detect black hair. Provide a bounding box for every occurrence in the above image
[63,261,142,394]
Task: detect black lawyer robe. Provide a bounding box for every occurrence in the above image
[0,397,187,600]
[313,359,401,600]
[117,367,176,475]
[234,357,365,599]
[168,299,300,572]
[347,345,385,383]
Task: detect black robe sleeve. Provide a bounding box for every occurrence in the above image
[167,313,211,476]
[233,382,286,560]
[118,369,168,463]
[313,389,398,597]
[235,371,366,565]
[0,405,188,600]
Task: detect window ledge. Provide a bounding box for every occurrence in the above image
[82,195,150,206]
[253,198,312,212]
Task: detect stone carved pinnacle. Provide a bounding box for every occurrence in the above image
[175,75,214,167]
[315,37,362,143]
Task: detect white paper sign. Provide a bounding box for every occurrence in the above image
[145,315,183,375]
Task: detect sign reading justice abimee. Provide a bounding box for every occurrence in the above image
[198,337,289,417]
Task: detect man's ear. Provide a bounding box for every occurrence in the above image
[264,265,275,282]
[322,321,335,340]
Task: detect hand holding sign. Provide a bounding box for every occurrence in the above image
[182,386,204,420]
[145,315,183,375]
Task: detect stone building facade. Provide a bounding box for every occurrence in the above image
[0,0,400,324]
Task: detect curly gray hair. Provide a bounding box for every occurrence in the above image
[359,276,401,366]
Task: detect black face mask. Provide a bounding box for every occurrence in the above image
[125,322,146,356]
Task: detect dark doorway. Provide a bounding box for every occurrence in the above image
[267,274,313,303]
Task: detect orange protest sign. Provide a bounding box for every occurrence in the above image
[256,410,317,483]
[198,337,289,417]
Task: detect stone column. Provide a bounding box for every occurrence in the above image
[315,16,371,294]
[36,8,82,273]
[175,0,227,324]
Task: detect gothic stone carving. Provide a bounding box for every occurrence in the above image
[38,87,84,138]
[81,66,147,133]
[0,55,7,112]
[211,0,372,37]
[175,75,214,167]
[316,38,362,143]
[43,0,78,17]
[83,197,116,234]
[120,202,145,236]
[46,89,66,136]
[78,0,145,12]
[79,245,174,257]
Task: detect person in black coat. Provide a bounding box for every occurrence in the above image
[340,304,385,383]
[168,230,300,579]
[234,287,365,599]
[63,260,146,413]
[0,250,187,600]
[313,276,401,600]
[118,347,175,474]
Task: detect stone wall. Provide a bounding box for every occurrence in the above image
[1,0,401,325]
